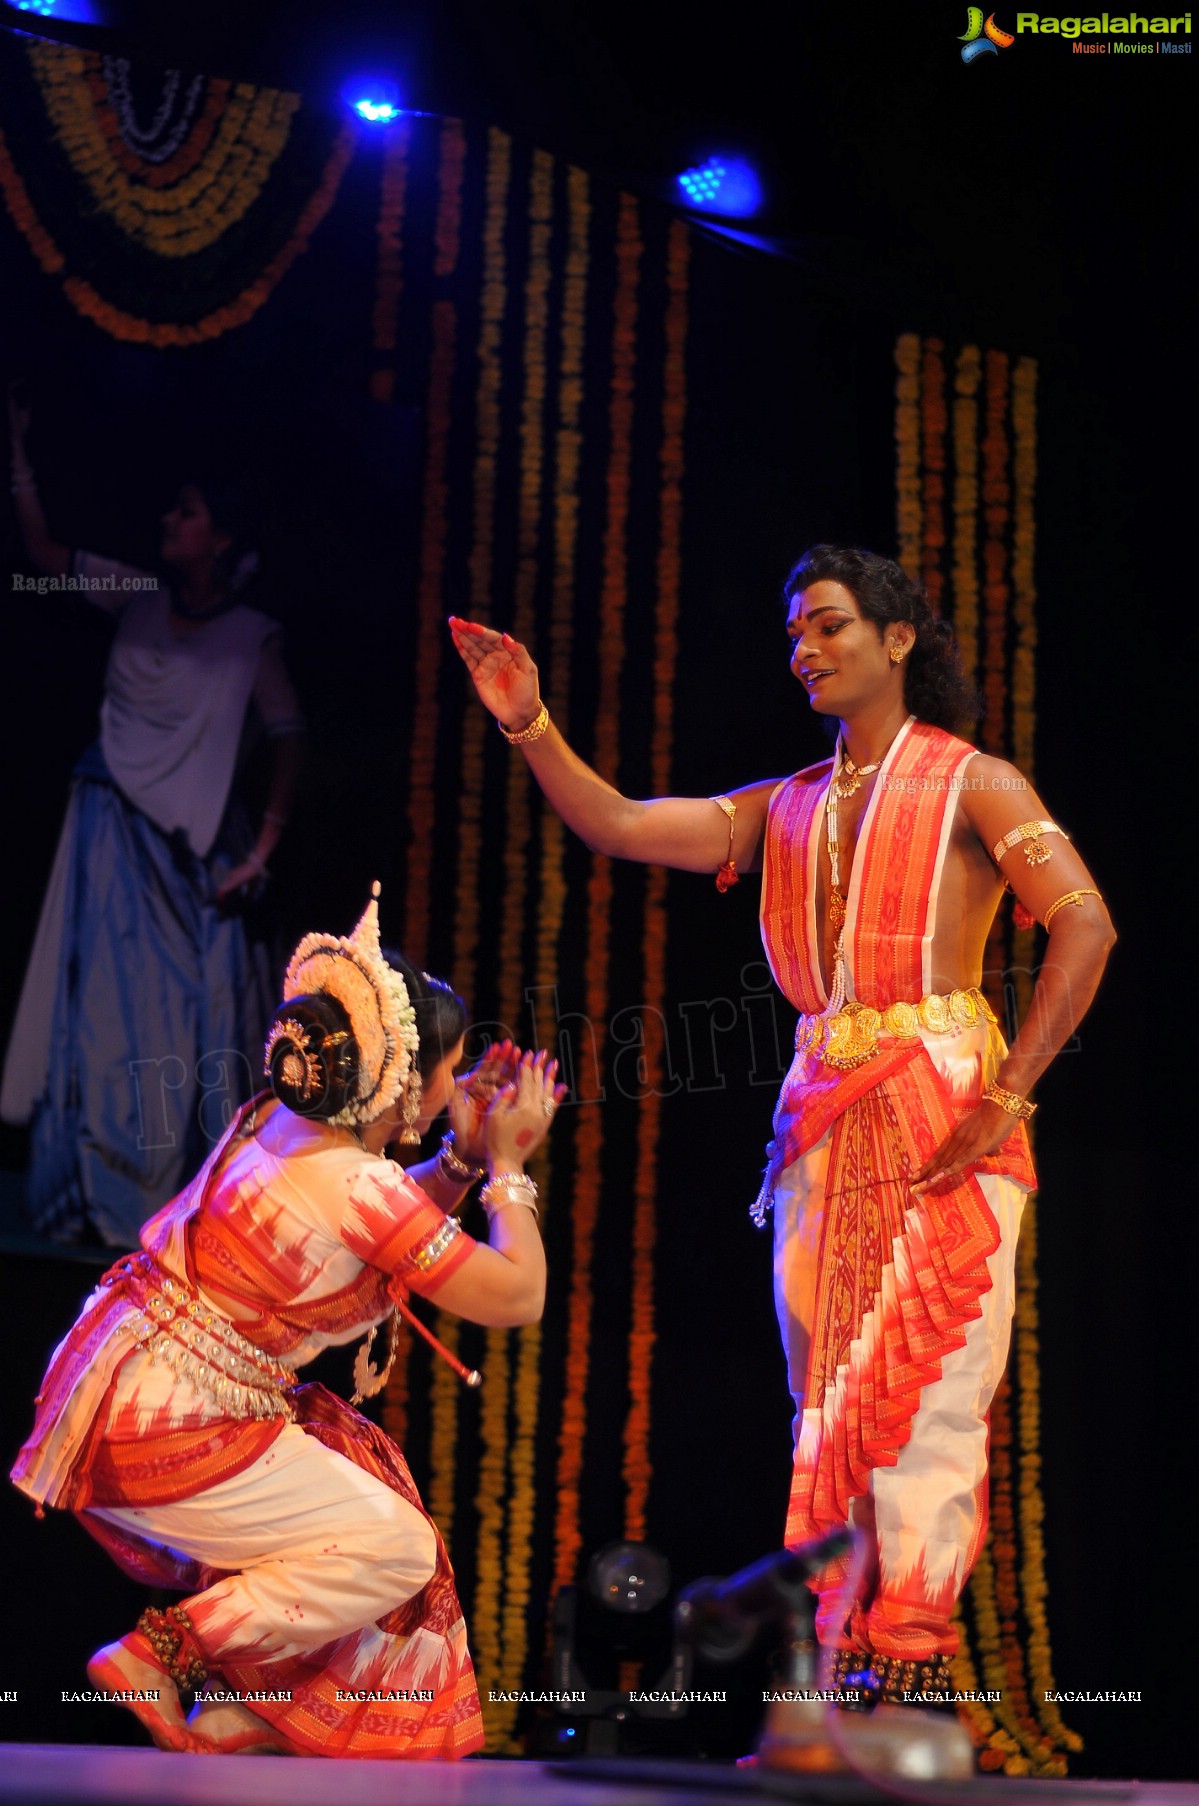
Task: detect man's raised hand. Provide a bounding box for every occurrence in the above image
[448,618,542,731]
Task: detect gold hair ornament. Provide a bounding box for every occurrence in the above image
[263,1017,322,1100]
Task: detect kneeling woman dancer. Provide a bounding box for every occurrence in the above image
[12,885,563,1757]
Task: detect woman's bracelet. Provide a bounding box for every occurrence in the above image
[480,1172,539,1219]
[499,703,550,746]
[982,1078,1037,1121]
[438,1131,486,1186]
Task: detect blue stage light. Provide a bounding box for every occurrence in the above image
[12,0,101,17]
[675,154,763,220]
[343,78,404,125]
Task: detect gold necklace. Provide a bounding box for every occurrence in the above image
[834,754,882,799]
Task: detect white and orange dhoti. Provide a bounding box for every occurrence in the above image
[757,720,1036,1668]
[772,1021,1028,1658]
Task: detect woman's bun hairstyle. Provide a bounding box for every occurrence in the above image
[265,993,359,1120]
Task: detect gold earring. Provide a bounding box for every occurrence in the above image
[397,1070,423,1145]
[889,646,905,665]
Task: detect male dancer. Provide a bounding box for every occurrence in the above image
[449,545,1113,1700]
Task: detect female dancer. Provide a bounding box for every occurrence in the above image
[12,887,564,1758]
[4,385,303,1246]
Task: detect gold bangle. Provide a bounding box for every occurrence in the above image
[982,1078,1037,1120]
[1042,888,1103,931]
[499,703,550,746]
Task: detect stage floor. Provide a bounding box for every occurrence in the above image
[0,1749,1195,1806]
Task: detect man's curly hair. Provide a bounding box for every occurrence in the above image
[784,545,979,735]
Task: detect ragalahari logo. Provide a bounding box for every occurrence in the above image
[960,8,1016,58]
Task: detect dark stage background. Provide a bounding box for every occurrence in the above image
[0,1,1191,1781]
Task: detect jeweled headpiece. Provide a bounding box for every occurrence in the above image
[279,882,420,1125]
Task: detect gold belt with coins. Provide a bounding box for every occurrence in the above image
[796,986,997,1073]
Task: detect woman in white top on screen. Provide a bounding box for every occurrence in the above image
[3,384,304,1247]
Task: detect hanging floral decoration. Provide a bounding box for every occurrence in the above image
[496,146,561,1753]
[623,218,689,1542]
[895,333,922,575]
[526,146,590,1640]
[0,36,353,343]
[372,147,688,1751]
[384,119,469,1457]
[369,117,412,405]
[919,337,948,614]
[951,345,983,688]
[894,334,1074,1776]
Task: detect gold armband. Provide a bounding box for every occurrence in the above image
[991,820,1064,867]
[1041,888,1103,931]
[500,703,550,745]
[710,795,738,892]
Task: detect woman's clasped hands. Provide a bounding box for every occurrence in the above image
[447,1041,566,1174]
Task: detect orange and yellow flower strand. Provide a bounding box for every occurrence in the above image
[483,146,555,1753]
[951,344,982,685]
[623,219,689,1541]
[545,166,595,1610]
[460,126,513,1734]
[895,334,1077,1774]
[29,41,297,255]
[919,337,948,612]
[894,333,922,578]
[368,118,411,405]
[385,119,468,1455]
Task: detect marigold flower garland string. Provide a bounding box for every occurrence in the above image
[952,344,982,687]
[980,348,1012,1012]
[530,154,589,1641]
[894,333,922,577]
[0,41,354,344]
[894,336,1075,1774]
[585,190,642,1538]
[919,337,948,613]
[459,126,514,1735]
[369,117,411,405]
[384,118,468,1456]
[623,219,689,1543]
[972,344,1048,1771]
[1010,357,1079,1757]
[482,146,555,1754]
[29,41,297,255]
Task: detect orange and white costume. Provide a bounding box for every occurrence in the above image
[12,1096,484,1759]
[757,719,1035,1661]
